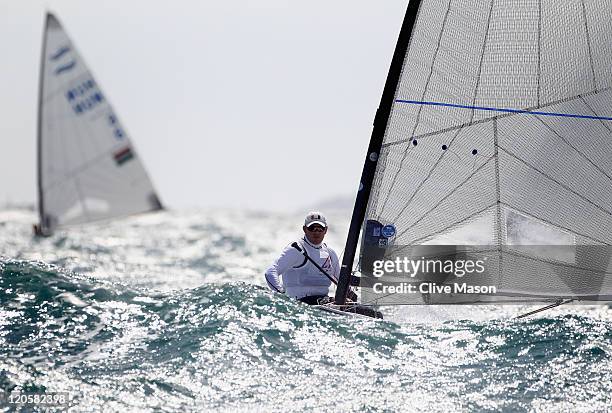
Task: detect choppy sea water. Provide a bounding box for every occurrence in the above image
[1,207,611,412]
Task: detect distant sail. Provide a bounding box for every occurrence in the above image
[336,0,612,305]
[37,13,163,234]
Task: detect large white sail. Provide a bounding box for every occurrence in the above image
[336,0,612,305]
[37,13,163,234]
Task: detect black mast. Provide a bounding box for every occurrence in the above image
[334,0,424,304]
[36,13,50,232]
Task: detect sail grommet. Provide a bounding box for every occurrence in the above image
[442,144,448,150]
[472,149,478,155]
[412,139,418,146]
[369,152,378,162]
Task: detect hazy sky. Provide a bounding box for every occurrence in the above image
[0,0,407,211]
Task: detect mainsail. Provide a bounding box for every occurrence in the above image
[36,13,163,234]
[336,0,612,305]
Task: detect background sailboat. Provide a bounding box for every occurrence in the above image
[35,13,163,236]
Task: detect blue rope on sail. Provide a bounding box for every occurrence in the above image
[395,99,612,121]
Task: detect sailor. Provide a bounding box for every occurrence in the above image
[265,211,340,305]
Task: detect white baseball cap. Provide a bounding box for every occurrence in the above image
[304,211,327,228]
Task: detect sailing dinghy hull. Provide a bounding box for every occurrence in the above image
[315,304,383,319]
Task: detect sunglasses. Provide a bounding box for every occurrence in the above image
[306,225,326,233]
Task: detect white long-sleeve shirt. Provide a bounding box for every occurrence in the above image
[265,237,340,299]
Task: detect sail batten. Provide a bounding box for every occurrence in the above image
[37,13,162,234]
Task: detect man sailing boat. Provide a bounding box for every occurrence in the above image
[265,211,340,305]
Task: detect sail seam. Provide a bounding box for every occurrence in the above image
[384,86,611,148]
[534,116,612,184]
[385,1,495,224]
[404,202,497,245]
[386,123,470,225]
[581,0,598,92]
[579,96,612,135]
[493,119,502,240]
[378,0,453,214]
[499,202,606,245]
[537,0,541,106]
[470,0,495,114]
[493,118,504,290]
[395,100,612,121]
[498,145,612,217]
[394,154,497,239]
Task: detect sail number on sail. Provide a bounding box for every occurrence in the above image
[65,78,104,115]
